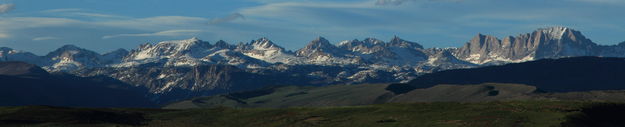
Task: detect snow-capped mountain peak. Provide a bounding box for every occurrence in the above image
[156,37,209,51]
[126,38,211,60]
[309,37,334,48]
[388,36,424,49]
[337,39,359,47]
[454,26,598,65]
[537,26,570,40]
[363,38,385,46]
[250,37,284,51]
[118,38,214,67]
[44,44,104,71]
[240,38,300,64]
[296,36,344,57]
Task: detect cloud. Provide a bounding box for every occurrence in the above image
[238,1,380,24]
[41,8,127,19]
[375,0,463,6]
[71,12,125,18]
[573,0,625,4]
[102,29,202,39]
[98,16,208,30]
[42,8,83,13]
[0,17,81,30]
[0,4,15,13]
[375,0,415,5]
[0,16,209,41]
[209,13,245,25]
[33,36,61,41]
[0,33,9,38]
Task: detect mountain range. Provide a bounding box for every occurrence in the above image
[1,26,624,104]
[167,57,625,109]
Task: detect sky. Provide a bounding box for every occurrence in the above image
[0,0,624,54]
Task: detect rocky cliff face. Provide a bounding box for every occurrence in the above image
[455,27,601,64]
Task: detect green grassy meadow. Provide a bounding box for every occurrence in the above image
[3,101,621,127]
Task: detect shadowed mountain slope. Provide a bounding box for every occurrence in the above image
[0,61,155,107]
[402,56,625,92]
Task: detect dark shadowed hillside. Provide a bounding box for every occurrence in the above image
[400,57,625,92]
[0,61,155,107]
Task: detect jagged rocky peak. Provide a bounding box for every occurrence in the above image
[531,26,592,44]
[309,37,333,47]
[214,40,230,48]
[296,36,345,57]
[213,40,239,50]
[470,33,501,47]
[337,39,360,46]
[250,37,284,51]
[535,26,570,40]
[455,33,502,58]
[455,33,514,64]
[300,37,332,51]
[363,37,385,46]
[337,39,364,51]
[338,38,383,53]
[455,26,602,65]
[389,36,402,43]
[388,36,424,49]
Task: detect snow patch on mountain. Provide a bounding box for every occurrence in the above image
[538,26,568,40]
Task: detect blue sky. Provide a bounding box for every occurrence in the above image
[0,0,624,54]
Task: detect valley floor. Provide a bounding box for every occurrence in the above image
[1,101,624,127]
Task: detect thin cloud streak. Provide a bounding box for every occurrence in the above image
[33,36,61,41]
[375,0,463,6]
[209,13,245,25]
[42,8,83,13]
[102,30,203,39]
